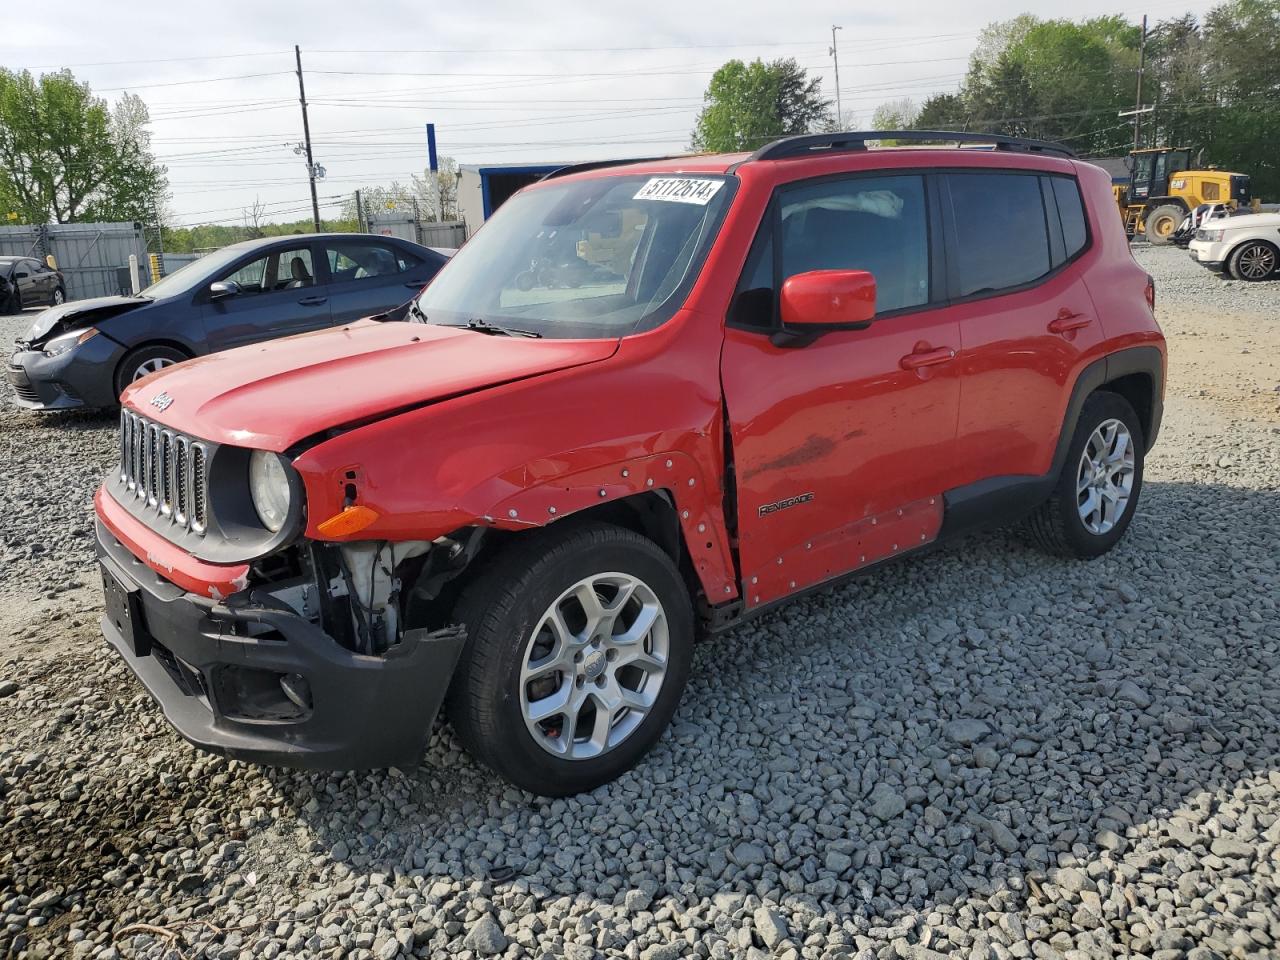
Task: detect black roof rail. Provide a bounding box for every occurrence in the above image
[748,130,1076,162]
[542,156,682,181]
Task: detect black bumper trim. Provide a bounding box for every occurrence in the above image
[96,520,466,770]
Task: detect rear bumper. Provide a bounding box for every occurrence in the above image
[96,519,465,770]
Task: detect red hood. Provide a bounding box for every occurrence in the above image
[121,320,619,451]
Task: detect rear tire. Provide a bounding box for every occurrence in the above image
[1143,204,1183,246]
[1026,391,1145,560]
[1227,240,1278,281]
[113,344,189,398]
[447,522,693,796]
[51,287,65,306]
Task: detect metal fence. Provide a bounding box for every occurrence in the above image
[367,215,466,249]
[0,222,150,301]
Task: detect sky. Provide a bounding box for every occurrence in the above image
[2,0,1222,228]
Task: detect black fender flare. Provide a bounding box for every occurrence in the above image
[1049,345,1164,481]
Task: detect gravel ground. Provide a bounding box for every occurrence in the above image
[1,246,1278,960]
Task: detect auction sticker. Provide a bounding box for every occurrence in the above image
[633,177,724,205]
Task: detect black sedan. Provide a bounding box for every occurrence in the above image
[1,256,67,313]
[7,234,447,410]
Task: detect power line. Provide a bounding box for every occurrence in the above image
[95,71,293,92]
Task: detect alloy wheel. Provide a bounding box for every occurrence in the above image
[519,572,669,760]
[1076,418,1136,535]
[52,289,65,305]
[1238,243,1276,280]
[132,357,175,381]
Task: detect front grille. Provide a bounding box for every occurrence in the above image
[9,371,39,403]
[119,410,209,534]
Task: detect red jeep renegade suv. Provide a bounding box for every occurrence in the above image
[95,131,1164,796]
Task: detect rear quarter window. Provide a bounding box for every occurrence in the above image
[946,172,1052,298]
[1051,176,1089,259]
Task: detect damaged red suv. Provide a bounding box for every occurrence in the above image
[96,131,1164,796]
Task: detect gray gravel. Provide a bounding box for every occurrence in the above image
[2,247,1279,960]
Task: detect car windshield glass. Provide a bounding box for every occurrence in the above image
[140,245,256,299]
[416,173,733,338]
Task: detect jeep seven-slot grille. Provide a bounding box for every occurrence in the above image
[119,410,209,533]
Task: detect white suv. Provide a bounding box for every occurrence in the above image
[1189,211,1280,281]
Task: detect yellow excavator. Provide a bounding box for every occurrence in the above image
[1114,147,1252,244]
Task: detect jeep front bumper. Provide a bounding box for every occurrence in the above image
[96,519,465,770]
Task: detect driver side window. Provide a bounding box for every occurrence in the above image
[220,247,314,295]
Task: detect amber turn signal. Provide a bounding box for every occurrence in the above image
[316,504,379,537]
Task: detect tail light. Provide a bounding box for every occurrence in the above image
[1144,275,1156,313]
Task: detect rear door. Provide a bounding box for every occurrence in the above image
[320,239,437,323]
[201,241,332,352]
[15,260,44,303]
[942,170,1106,487]
[721,172,961,610]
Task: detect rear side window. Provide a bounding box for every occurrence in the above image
[325,241,406,282]
[1050,177,1088,259]
[946,173,1051,298]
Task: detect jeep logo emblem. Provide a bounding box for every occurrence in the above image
[150,392,173,412]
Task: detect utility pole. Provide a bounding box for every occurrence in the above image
[829,26,843,128]
[1133,15,1147,152]
[295,45,321,232]
[355,189,365,233]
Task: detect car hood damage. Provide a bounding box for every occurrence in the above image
[18,295,149,348]
[120,320,619,451]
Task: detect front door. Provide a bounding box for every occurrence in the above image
[202,243,331,352]
[721,172,961,611]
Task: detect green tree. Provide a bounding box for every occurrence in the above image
[914,93,969,129]
[0,69,167,224]
[691,58,831,152]
[961,16,1139,152]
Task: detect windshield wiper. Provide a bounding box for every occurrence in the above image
[458,317,542,339]
[406,299,428,323]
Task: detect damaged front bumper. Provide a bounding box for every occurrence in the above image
[96,519,466,770]
[8,335,127,410]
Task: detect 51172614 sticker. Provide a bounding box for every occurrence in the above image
[633,177,724,206]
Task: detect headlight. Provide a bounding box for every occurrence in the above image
[248,450,292,532]
[1198,228,1226,242]
[43,327,98,357]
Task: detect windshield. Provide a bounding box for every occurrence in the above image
[416,173,733,338]
[140,244,256,299]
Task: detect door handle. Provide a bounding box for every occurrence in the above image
[899,346,956,370]
[297,295,328,306]
[1048,310,1091,334]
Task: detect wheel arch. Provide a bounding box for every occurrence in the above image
[1225,235,1279,274]
[113,341,197,396]
[1143,197,1190,214]
[1053,346,1164,480]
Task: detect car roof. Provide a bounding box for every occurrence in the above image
[219,232,425,253]
[544,131,1078,185]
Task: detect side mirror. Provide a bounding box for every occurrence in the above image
[209,280,241,301]
[775,269,876,346]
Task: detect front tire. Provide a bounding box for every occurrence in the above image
[447,522,694,796]
[51,287,65,305]
[1227,240,1278,281]
[1026,391,1145,559]
[113,344,189,398]
[1144,204,1184,246]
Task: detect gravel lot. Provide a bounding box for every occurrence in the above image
[1,245,1278,960]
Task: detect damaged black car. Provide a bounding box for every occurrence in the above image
[6,234,447,410]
